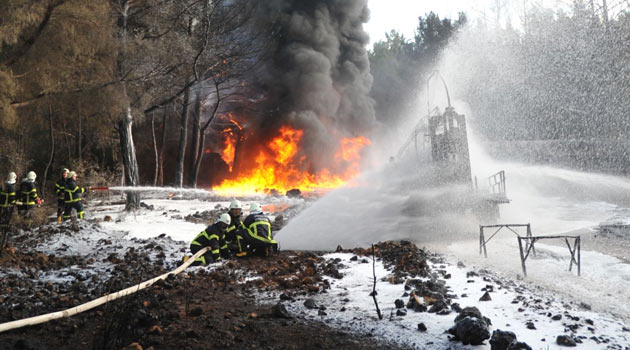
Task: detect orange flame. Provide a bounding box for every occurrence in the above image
[213,125,370,195]
[221,136,236,171]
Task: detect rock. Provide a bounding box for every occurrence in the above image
[122,343,143,350]
[271,303,293,319]
[448,316,491,345]
[457,261,466,268]
[551,314,562,321]
[188,307,203,317]
[304,298,319,310]
[479,291,492,301]
[279,293,293,301]
[396,309,407,316]
[318,310,327,316]
[104,215,112,222]
[286,189,302,198]
[507,341,532,350]
[428,300,449,313]
[526,321,536,330]
[148,325,163,335]
[490,329,517,350]
[417,323,427,332]
[454,307,483,323]
[394,299,405,309]
[451,303,462,313]
[335,245,343,252]
[556,335,577,347]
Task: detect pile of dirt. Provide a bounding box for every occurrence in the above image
[0,225,421,349]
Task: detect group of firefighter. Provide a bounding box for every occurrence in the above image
[189,200,278,265]
[0,168,86,229]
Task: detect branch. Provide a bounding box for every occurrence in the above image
[369,244,383,320]
[3,0,67,67]
[143,79,197,114]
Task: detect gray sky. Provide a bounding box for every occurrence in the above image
[364,0,572,44]
[364,0,471,44]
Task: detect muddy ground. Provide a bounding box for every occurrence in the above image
[0,224,424,350]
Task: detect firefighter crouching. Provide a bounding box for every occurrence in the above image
[63,171,86,220]
[241,202,278,257]
[18,171,41,217]
[224,200,248,257]
[56,168,69,223]
[0,172,17,229]
[189,213,231,266]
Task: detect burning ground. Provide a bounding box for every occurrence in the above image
[0,197,629,349]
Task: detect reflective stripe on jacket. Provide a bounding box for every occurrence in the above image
[243,212,276,244]
[64,179,85,203]
[0,182,16,207]
[190,222,227,263]
[55,178,67,198]
[19,180,38,205]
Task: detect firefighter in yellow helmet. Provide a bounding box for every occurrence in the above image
[189,213,231,266]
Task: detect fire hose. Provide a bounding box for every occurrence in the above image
[0,247,210,333]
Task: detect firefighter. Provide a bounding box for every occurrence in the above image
[242,202,278,257]
[0,172,17,230]
[63,171,86,220]
[225,199,247,257]
[189,213,231,266]
[18,171,41,217]
[55,168,69,223]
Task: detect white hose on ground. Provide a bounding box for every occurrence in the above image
[0,247,210,333]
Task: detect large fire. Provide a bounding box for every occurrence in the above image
[213,125,370,195]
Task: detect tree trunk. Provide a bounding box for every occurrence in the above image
[191,81,221,187]
[188,92,202,187]
[78,114,82,163]
[174,87,190,187]
[43,102,55,198]
[116,1,140,210]
[118,108,140,210]
[151,112,158,186]
[158,107,168,186]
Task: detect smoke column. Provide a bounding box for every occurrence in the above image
[244,0,376,172]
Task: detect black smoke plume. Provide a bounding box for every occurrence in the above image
[232,0,376,175]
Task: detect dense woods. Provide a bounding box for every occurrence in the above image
[368,1,630,173]
[0,0,268,206]
[2,0,630,204]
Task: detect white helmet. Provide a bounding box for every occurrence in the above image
[249,202,262,213]
[7,172,16,184]
[62,168,70,175]
[229,199,242,209]
[26,171,36,181]
[68,171,77,178]
[217,213,231,225]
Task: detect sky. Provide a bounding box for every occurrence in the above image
[364,0,472,44]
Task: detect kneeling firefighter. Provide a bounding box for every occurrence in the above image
[224,200,247,257]
[189,213,231,266]
[242,202,278,257]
